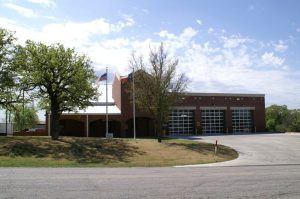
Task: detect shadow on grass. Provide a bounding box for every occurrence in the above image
[166,142,238,158]
[0,137,146,164]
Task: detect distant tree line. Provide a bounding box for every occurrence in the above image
[266,105,300,132]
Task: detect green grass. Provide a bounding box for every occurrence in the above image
[0,136,238,167]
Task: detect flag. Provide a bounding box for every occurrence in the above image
[97,73,107,82]
[120,75,128,84]
[120,72,133,84]
[128,72,133,81]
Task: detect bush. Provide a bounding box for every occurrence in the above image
[266,105,300,132]
[266,119,276,132]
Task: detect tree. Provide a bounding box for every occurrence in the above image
[129,43,188,142]
[266,105,291,132]
[0,28,19,110]
[289,109,300,132]
[15,41,97,140]
[12,105,39,131]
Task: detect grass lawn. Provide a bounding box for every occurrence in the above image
[0,136,238,167]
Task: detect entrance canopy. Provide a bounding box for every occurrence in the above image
[62,84,121,115]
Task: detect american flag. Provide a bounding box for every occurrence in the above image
[97,73,107,82]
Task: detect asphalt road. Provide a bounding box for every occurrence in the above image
[1,133,300,198]
[1,166,300,199]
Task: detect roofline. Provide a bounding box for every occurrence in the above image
[61,113,121,116]
[185,93,265,97]
[91,102,115,106]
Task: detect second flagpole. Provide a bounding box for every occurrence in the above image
[133,67,136,140]
[106,67,108,138]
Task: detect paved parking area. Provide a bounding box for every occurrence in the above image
[175,133,300,167]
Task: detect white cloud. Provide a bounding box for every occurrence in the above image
[180,27,197,39]
[4,3,37,18]
[274,40,288,52]
[13,17,134,44]
[27,0,56,8]
[0,17,16,27]
[261,52,285,67]
[3,2,56,19]
[158,30,176,39]
[221,35,254,49]
[158,27,197,52]
[120,15,135,28]
[196,19,202,25]
[208,27,214,33]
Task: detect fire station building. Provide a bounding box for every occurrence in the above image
[46,74,265,137]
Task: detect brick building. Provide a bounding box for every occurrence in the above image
[46,74,265,137]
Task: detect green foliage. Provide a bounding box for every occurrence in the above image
[129,43,188,141]
[266,118,276,131]
[266,105,300,132]
[12,105,39,131]
[289,110,300,132]
[14,40,97,139]
[0,28,20,110]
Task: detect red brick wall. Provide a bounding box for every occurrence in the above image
[14,129,47,136]
[112,75,122,111]
[178,95,266,132]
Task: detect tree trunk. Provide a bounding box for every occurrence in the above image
[50,100,61,140]
[156,119,162,143]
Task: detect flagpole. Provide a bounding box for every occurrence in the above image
[133,67,136,140]
[106,67,108,138]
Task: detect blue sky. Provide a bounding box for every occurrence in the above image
[1,0,300,121]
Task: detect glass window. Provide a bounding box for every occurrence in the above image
[201,109,224,134]
[232,110,253,133]
[168,109,194,134]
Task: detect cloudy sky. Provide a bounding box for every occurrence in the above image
[1,0,300,111]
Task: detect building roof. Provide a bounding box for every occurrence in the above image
[62,84,121,115]
[186,92,265,97]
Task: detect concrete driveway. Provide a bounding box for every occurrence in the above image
[176,133,300,167]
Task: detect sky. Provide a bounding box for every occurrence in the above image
[0,0,300,121]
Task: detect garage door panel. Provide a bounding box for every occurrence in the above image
[168,110,194,135]
[201,110,225,134]
[232,110,253,133]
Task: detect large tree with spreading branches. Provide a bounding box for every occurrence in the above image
[15,41,97,140]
